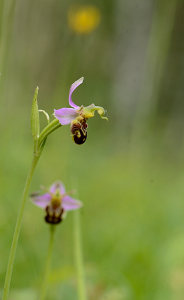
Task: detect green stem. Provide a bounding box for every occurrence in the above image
[38,118,61,148]
[39,225,55,300]
[74,211,87,300]
[2,154,40,300]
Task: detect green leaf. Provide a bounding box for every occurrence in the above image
[31,86,40,140]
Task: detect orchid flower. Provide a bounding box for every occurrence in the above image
[31,181,82,224]
[54,77,107,144]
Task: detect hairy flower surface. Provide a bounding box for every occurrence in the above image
[54,77,107,144]
[31,181,82,224]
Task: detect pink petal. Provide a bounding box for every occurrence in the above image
[49,181,65,195]
[31,193,51,209]
[62,195,82,211]
[69,77,84,108]
[54,108,78,125]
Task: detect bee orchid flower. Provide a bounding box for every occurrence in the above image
[31,181,82,225]
[54,77,107,144]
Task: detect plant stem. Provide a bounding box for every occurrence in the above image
[38,118,61,148]
[39,225,55,300]
[74,211,87,300]
[2,154,40,300]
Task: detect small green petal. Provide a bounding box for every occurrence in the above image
[89,105,108,120]
[79,104,108,120]
[95,106,108,120]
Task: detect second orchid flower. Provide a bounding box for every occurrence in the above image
[31,181,82,224]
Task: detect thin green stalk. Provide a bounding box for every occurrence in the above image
[39,225,55,300]
[74,210,87,300]
[2,154,40,300]
[38,119,61,148]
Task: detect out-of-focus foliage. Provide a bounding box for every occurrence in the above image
[1,0,184,299]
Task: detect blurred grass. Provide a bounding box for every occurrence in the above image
[1,0,184,299]
[1,129,184,299]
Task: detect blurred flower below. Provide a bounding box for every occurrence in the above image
[31,181,82,225]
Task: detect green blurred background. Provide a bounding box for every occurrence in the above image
[1,0,184,299]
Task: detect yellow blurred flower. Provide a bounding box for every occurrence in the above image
[68,5,101,34]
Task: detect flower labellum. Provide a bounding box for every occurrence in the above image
[54,77,107,145]
[31,181,82,225]
[71,119,88,145]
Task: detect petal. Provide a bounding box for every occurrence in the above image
[69,77,84,108]
[85,104,108,120]
[54,108,78,125]
[62,195,83,211]
[31,193,51,209]
[49,181,65,195]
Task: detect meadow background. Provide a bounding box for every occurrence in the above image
[1,0,184,299]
